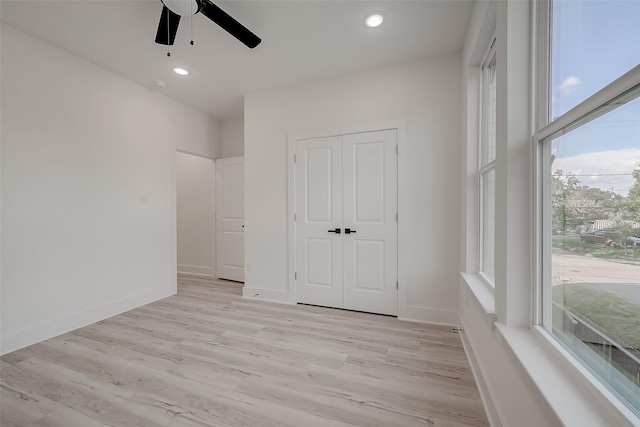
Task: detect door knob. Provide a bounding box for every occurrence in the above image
[328,228,341,234]
[345,228,357,234]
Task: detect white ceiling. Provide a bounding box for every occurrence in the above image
[0,0,474,120]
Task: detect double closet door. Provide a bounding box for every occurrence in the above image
[295,129,398,315]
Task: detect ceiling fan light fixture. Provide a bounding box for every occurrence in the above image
[173,67,189,75]
[365,14,384,28]
[162,0,200,16]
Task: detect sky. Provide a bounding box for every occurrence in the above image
[550,0,640,196]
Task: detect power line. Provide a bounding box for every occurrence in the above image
[556,173,634,177]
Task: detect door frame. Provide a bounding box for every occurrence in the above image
[287,119,406,310]
[175,150,217,278]
[175,148,217,280]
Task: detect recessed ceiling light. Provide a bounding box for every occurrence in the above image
[366,14,384,28]
[173,67,189,76]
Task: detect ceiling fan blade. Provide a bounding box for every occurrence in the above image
[200,0,261,49]
[155,5,181,45]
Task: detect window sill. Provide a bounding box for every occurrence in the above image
[496,323,639,426]
[461,272,497,326]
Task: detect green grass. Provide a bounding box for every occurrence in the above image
[553,284,640,350]
[552,235,640,264]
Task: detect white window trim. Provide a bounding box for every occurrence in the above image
[531,0,549,328]
[460,0,496,318]
[533,1,640,420]
[478,37,497,286]
[499,324,638,425]
[478,163,495,285]
[534,66,640,145]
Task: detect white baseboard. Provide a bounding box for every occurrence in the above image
[459,327,502,427]
[241,289,459,322]
[0,285,176,355]
[177,264,213,277]
[400,305,459,326]
[242,287,296,304]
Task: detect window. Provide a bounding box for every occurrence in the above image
[539,1,640,417]
[480,41,496,283]
[550,0,640,119]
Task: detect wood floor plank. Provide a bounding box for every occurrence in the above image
[30,406,111,427]
[0,275,488,426]
[0,379,59,427]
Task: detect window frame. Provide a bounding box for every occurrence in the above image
[534,0,640,418]
[479,37,497,285]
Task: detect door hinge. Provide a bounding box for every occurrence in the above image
[396,212,398,222]
[395,145,398,155]
[294,154,297,162]
[396,281,399,289]
[294,213,297,221]
[295,272,297,280]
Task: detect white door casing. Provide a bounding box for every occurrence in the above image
[294,130,398,315]
[216,156,244,282]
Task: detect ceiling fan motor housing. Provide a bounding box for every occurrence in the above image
[161,0,201,16]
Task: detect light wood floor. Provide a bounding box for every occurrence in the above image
[1,275,489,427]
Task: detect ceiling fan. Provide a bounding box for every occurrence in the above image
[155,0,261,49]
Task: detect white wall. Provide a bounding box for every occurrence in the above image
[457,2,634,426]
[244,55,462,324]
[176,152,215,277]
[457,2,563,425]
[220,117,244,158]
[0,24,217,354]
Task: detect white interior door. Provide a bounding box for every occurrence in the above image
[342,130,398,315]
[294,130,397,315]
[295,137,343,307]
[216,156,244,282]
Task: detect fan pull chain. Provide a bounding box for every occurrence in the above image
[166,8,171,56]
[190,1,194,46]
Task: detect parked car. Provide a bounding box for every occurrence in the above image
[627,235,640,247]
[580,228,618,245]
